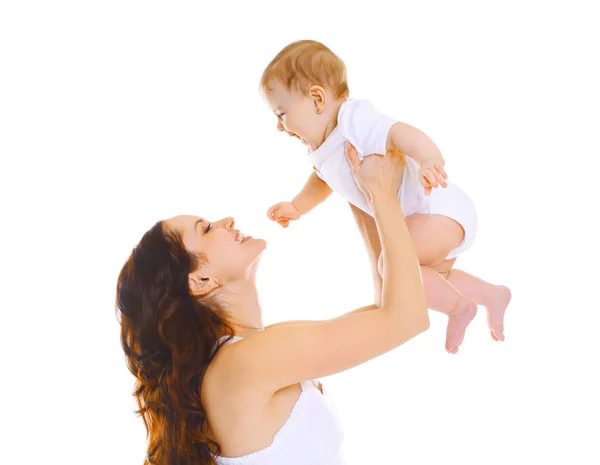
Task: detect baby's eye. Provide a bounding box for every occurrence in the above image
[205,222,212,233]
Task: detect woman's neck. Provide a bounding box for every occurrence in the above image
[222,279,264,337]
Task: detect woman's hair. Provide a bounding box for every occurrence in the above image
[260,39,350,100]
[116,221,234,465]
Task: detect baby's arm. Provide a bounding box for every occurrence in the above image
[338,100,447,195]
[387,123,448,194]
[387,122,442,165]
[268,171,333,227]
[292,171,333,215]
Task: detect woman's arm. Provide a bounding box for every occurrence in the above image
[348,203,383,306]
[266,304,377,329]
[228,146,428,393]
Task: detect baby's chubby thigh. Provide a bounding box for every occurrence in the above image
[404,214,465,266]
[375,212,463,276]
[390,157,464,266]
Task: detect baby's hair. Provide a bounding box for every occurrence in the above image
[260,40,349,100]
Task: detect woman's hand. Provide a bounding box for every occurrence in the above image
[344,142,406,203]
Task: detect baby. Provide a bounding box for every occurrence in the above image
[261,40,511,354]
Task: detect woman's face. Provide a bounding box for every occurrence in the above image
[165,215,266,283]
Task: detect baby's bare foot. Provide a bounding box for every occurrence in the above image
[445,297,477,354]
[485,285,512,342]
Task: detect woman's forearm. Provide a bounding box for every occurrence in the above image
[348,203,383,305]
[369,193,428,325]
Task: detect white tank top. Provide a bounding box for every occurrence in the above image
[213,336,346,465]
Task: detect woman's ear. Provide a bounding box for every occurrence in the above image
[308,85,327,114]
[188,272,223,297]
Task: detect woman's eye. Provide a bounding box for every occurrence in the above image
[205,223,212,233]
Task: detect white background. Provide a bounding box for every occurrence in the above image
[1,1,599,464]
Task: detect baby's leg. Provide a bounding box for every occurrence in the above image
[446,270,512,342]
[379,214,477,354]
[425,260,477,354]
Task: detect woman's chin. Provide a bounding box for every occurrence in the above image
[243,236,267,252]
[245,239,267,270]
[252,237,267,250]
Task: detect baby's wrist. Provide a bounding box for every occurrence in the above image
[291,198,307,216]
[421,154,444,166]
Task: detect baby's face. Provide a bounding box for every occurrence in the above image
[263,81,327,151]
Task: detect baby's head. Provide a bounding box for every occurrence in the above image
[260,40,349,151]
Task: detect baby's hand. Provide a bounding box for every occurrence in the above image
[418,157,448,196]
[267,202,301,228]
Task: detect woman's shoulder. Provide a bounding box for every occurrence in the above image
[203,338,241,390]
[201,334,276,432]
[202,335,260,399]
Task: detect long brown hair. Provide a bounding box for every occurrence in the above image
[116,221,234,464]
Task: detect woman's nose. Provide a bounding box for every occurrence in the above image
[222,217,235,230]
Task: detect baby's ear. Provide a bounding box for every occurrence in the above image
[308,85,327,113]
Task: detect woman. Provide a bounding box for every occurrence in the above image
[116,143,429,464]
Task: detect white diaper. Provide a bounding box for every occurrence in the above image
[415,181,478,259]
